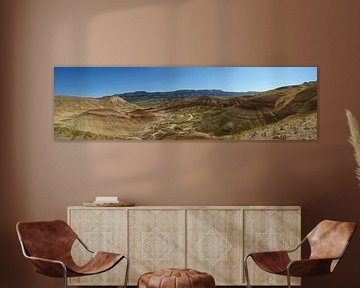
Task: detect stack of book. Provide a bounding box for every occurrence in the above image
[83,196,135,207]
[93,196,119,204]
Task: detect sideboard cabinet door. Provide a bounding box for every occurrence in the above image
[243,208,301,286]
[68,208,127,286]
[187,209,243,285]
[128,209,186,284]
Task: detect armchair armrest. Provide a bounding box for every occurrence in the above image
[287,239,351,277]
[25,255,67,277]
[246,236,306,259]
[76,236,94,254]
[286,237,307,253]
[19,240,67,277]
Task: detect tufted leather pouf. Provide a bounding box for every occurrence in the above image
[138,268,215,288]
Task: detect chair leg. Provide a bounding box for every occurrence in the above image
[123,255,130,288]
[62,264,68,288]
[286,269,291,288]
[244,255,252,288]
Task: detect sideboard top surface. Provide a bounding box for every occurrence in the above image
[68,205,301,210]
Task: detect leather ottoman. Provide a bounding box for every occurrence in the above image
[138,268,215,288]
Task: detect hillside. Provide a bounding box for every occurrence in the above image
[54,82,317,140]
[54,95,139,122]
[112,89,256,102]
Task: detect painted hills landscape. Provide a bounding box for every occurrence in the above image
[54,81,317,140]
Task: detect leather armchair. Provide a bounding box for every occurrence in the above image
[16,220,129,288]
[244,220,356,288]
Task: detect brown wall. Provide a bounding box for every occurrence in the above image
[1,0,360,287]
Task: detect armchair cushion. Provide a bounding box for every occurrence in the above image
[288,258,334,277]
[66,251,124,276]
[250,251,291,274]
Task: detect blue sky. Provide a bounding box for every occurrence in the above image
[54,67,317,97]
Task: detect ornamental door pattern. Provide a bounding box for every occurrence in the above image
[128,209,186,284]
[187,209,243,285]
[244,209,301,286]
[68,209,127,286]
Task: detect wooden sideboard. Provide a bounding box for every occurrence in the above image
[67,206,301,286]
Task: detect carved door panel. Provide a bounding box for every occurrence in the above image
[187,209,243,285]
[243,209,301,286]
[68,208,127,286]
[128,209,186,284]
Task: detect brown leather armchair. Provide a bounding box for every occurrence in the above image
[244,220,356,288]
[16,220,129,288]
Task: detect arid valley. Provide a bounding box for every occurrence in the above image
[54,81,317,140]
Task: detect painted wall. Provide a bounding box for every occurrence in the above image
[1,0,360,287]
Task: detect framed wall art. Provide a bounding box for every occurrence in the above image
[54,67,317,141]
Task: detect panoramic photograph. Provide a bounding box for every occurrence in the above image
[54,67,318,141]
